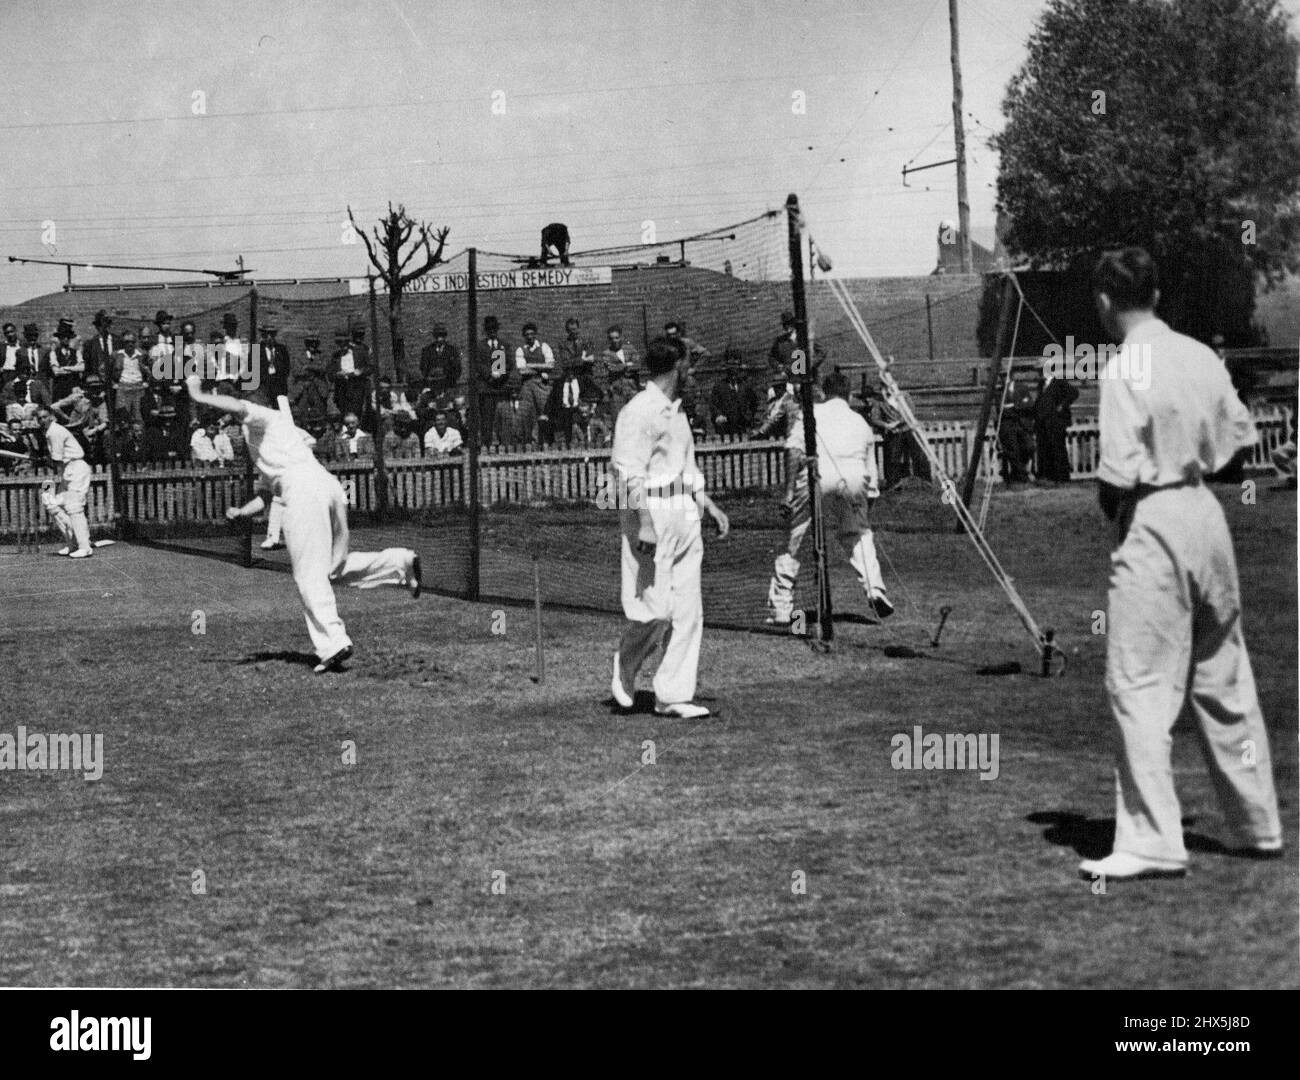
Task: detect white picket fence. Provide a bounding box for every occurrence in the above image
[0,407,1291,533]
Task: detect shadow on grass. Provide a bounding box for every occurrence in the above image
[1029,811,1222,859]
[236,649,319,669]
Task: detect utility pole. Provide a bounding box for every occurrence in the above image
[949,0,973,274]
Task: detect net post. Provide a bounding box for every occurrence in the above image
[242,285,257,568]
[786,193,832,643]
[958,272,1015,515]
[368,273,389,522]
[466,247,481,602]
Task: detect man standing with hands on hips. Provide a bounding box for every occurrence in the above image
[1079,247,1282,882]
[609,338,728,720]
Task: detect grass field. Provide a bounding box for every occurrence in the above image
[0,481,1295,988]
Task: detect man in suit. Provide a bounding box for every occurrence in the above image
[290,334,335,435]
[83,310,116,386]
[332,327,370,420]
[419,323,461,397]
[1033,361,1079,484]
[19,324,45,391]
[709,359,759,437]
[258,322,292,404]
[1,323,22,378]
[474,316,513,446]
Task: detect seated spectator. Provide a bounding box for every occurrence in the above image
[383,415,422,459]
[423,410,463,457]
[340,412,373,457]
[369,375,416,432]
[0,420,28,472]
[213,416,238,464]
[115,420,147,465]
[190,420,219,463]
[570,401,610,448]
[451,395,469,434]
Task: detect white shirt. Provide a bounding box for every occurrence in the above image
[612,380,705,516]
[190,430,218,462]
[240,401,323,494]
[1098,317,1256,490]
[787,396,879,497]
[516,341,555,371]
[2,343,18,371]
[213,431,235,463]
[218,337,244,381]
[45,420,85,463]
[423,426,463,455]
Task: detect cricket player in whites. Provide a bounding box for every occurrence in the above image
[35,405,95,558]
[1080,247,1282,882]
[767,370,893,625]
[610,337,729,719]
[185,376,421,673]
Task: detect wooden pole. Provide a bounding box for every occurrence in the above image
[532,555,545,683]
[368,274,389,520]
[242,286,257,567]
[466,248,481,602]
[786,194,832,643]
[949,0,973,274]
[958,274,1016,513]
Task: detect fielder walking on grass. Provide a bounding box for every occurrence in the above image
[610,338,728,719]
[1080,247,1282,882]
[185,376,421,674]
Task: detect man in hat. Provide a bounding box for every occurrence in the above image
[47,320,85,401]
[998,369,1036,485]
[18,324,44,387]
[148,311,175,380]
[752,366,801,441]
[475,316,514,446]
[219,313,245,387]
[259,322,291,404]
[1033,358,1079,485]
[1,323,22,378]
[83,310,116,385]
[110,329,148,425]
[709,357,759,437]
[420,323,461,397]
[333,327,369,420]
[290,334,334,435]
[769,311,799,376]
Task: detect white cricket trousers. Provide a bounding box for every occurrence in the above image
[769,474,885,618]
[618,507,704,705]
[42,459,93,553]
[280,466,412,658]
[1106,484,1281,863]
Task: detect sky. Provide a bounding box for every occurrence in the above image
[0,0,1294,304]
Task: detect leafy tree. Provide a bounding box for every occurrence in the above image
[349,203,450,381]
[992,0,1300,344]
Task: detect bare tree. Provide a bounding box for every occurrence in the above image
[348,202,450,383]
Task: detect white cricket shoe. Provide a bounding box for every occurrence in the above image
[611,653,634,709]
[68,549,93,560]
[654,700,711,720]
[1077,851,1187,882]
[57,546,71,557]
[260,538,285,550]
